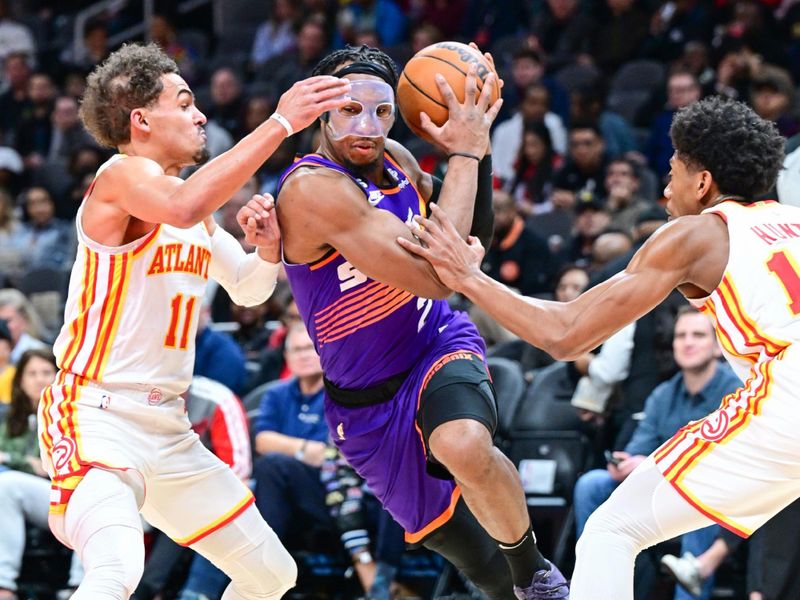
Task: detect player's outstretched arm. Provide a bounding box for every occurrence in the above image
[279,170,451,299]
[399,204,722,359]
[206,194,282,307]
[100,77,351,228]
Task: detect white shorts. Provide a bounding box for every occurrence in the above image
[39,379,254,548]
[655,346,800,537]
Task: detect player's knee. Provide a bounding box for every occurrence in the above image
[225,532,297,599]
[429,420,494,479]
[75,541,144,600]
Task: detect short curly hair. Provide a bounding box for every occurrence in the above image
[311,44,399,89]
[669,96,784,199]
[80,43,179,147]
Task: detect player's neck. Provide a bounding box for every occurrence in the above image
[118,141,183,175]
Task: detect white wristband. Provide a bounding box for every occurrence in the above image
[269,112,294,137]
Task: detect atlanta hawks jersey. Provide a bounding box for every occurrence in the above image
[689,200,800,381]
[52,155,211,396]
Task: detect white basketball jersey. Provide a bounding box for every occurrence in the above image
[53,155,211,395]
[691,200,800,381]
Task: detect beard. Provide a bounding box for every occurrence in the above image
[340,154,383,179]
[192,143,210,166]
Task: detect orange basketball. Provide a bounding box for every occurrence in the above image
[397,41,501,143]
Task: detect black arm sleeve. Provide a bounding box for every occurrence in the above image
[427,155,494,248]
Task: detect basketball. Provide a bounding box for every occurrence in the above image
[397,41,501,143]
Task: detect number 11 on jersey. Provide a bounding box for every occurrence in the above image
[767,250,800,315]
[164,293,198,350]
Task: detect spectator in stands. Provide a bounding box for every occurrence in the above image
[642,0,713,63]
[0,289,46,363]
[0,187,23,254]
[499,47,569,123]
[603,158,652,233]
[135,376,252,600]
[252,322,401,598]
[0,0,35,68]
[0,320,12,405]
[567,193,611,266]
[230,299,272,362]
[569,83,636,159]
[415,0,467,39]
[194,304,248,395]
[205,67,246,139]
[336,0,407,47]
[251,0,299,69]
[573,307,741,600]
[242,96,274,139]
[507,122,561,216]
[586,0,649,75]
[15,72,55,171]
[149,13,200,85]
[258,17,329,96]
[530,0,594,71]
[554,122,609,201]
[61,18,108,70]
[0,349,83,599]
[0,52,31,145]
[481,189,558,297]
[258,135,298,197]
[646,69,702,180]
[590,228,632,273]
[46,96,96,168]
[713,45,761,101]
[749,64,800,138]
[17,186,76,271]
[492,83,566,183]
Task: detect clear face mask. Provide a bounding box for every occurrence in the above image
[325,79,395,140]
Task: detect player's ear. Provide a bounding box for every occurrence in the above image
[130,108,150,134]
[696,169,713,198]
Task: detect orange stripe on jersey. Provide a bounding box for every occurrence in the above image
[668,480,753,538]
[39,385,56,454]
[61,248,100,372]
[720,276,787,356]
[77,253,123,379]
[132,225,162,258]
[319,292,414,345]
[316,285,405,335]
[654,418,705,463]
[314,280,384,321]
[405,486,462,544]
[711,292,759,366]
[174,493,255,546]
[384,153,427,217]
[87,253,132,380]
[309,250,341,271]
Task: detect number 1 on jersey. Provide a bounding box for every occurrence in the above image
[164,293,197,349]
[767,250,800,315]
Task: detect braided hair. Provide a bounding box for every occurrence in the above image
[311,45,399,90]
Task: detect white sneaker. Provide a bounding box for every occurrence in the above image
[661,552,704,598]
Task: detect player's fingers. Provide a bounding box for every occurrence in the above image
[434,74,458,111]
[303,76,352,93]
[397,235,430,258]
[418,112,440,137]
[464,64,478,105]
[485,97,504,124]
[477,72,495,112]
[429,203,460,239]
[238,206,259,224]
[246,216,258,230]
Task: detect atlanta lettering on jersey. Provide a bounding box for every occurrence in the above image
[147,243,211,278]
[751,223,800,245]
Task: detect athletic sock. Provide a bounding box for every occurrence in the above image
[496,524,550,588]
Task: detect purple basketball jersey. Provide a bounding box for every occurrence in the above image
[278,153,482,389]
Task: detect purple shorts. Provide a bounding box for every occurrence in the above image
[324,312,486,543]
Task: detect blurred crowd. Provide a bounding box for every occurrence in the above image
[4,0,800,598]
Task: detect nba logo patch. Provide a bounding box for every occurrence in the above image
[337,422,346,441]
[100,394,111,409]
[148,388,163,405]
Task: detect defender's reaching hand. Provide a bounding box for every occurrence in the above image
[275,76,352,134]
[237,193,281,262]
[397,203,485,292]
